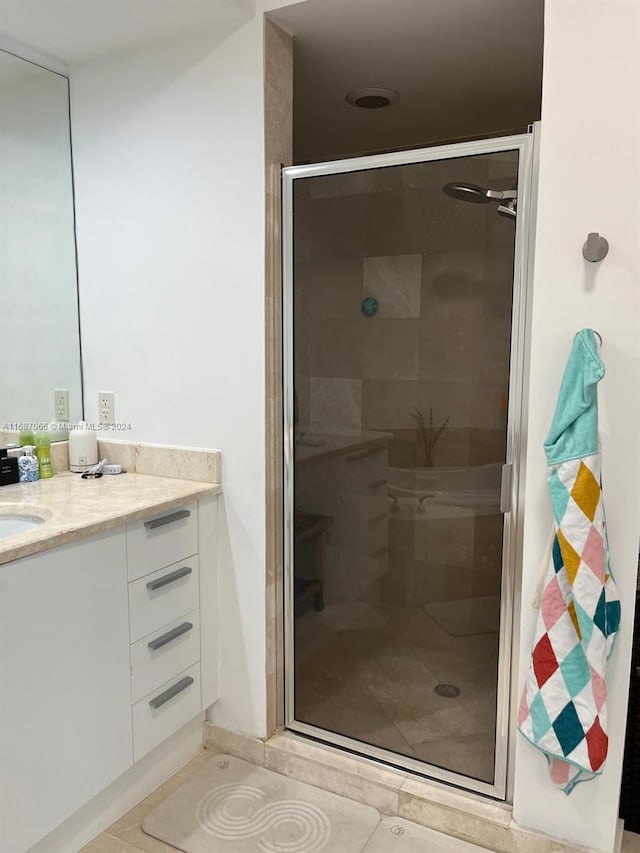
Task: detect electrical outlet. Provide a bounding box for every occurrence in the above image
[98,391,115,425]
[54,389,69,422]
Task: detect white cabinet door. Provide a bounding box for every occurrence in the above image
[0,528,132,853]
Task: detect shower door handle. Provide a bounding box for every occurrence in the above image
[500,464,513,513]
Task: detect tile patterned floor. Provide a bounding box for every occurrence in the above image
[624,833,640,853]
[82,751,215,853]
[294,603,499,783]
[80,749,640,853]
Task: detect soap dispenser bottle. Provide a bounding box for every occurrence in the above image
[18,446,40,483]
[34,432,54,479]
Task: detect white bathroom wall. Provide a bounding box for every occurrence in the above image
[513,2,640,851]
[70,15,269,736]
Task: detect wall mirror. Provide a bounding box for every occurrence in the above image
[0,49,82,439]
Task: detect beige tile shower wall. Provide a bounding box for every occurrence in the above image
[264,18,293,737]
[388,428,505,469]
[295,153,518,458]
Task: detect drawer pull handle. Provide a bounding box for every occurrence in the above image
[149,675,194,710]
[146,566,192,591]
[144,509,191,530]
[148,621,193,651]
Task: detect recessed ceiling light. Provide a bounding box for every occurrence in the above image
[346,87,399,109]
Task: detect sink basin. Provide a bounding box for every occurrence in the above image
[0,513,46,538]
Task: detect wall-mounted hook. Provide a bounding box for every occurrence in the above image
[582,232,609,263]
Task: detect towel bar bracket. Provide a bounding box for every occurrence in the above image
[582,232,609,263]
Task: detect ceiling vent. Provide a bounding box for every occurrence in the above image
[346,87,399,109]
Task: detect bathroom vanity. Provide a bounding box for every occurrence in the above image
[0,473,221,853]
[295,432,390,606]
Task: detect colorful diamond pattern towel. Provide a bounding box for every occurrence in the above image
[518,330,620,794]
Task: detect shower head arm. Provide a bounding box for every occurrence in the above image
[485,189,517,202]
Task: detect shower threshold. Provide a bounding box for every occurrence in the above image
[204,724,592,853]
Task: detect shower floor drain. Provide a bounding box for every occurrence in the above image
[434,683,460,698]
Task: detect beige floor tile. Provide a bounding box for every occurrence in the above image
[295,642,421,757]
[364,816,488,852]
[384,700,482,746]
[107,749,214,853]
[353,642,441,704]
[81,831,147,852]
[413,733,495,783]
[458,690,498,734]
[378,670,467,713]
[623,831,640,852]
[299,684,403,748]
[293,601,500,781]
[357,720,417,758]
[109,821,179,853]
[375,604,423,635]
[417,648,498,708]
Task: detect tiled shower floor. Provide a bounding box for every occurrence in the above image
[294,603,499,783]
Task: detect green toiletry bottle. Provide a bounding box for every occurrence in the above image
[35,432,53,479]
[19,428,34,446]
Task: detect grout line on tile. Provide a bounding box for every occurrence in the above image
[360,815,384,852]
[105,832,149,851]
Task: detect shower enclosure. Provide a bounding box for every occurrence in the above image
[283,132,535,799]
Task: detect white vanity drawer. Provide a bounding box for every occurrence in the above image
[132,663,202,761]
[129,556,200,643]
[130,609,201,703]
[127,502,198,581]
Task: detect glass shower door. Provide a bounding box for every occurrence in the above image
[283,133,533,799]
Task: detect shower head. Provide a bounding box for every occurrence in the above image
[443,182,518,217]
[442,182,493,204]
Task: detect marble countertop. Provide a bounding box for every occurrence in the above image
[0,472,221,566]
[295,431,391,464]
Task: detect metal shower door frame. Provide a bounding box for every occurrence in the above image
[282,129,537,801]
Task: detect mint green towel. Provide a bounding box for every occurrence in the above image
[543,329,605,466]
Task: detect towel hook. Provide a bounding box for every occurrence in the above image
[582,232,609,263]
[593,330,603,348]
